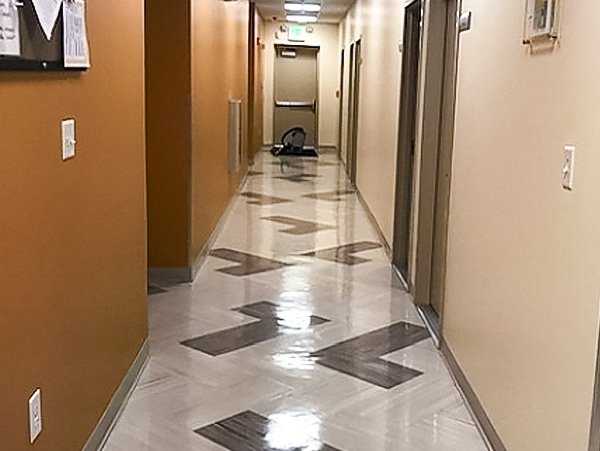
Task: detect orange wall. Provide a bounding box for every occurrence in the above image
[0,1,147,450]
[190,0,249,262]
[146,0,191,268]
[146,0,250,273]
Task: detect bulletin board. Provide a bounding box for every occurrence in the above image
[0,0,89,71]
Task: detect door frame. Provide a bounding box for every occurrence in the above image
[412,0,461,343]
[337,49,345,157]
[272,44,320,148]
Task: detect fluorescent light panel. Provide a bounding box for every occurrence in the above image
[286,14,318,23]
[284,2,321,12]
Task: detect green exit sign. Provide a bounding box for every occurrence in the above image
[288,24,306,42]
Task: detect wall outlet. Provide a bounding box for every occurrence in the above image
[562,145,575,190]
[29,388,42,443]
[62,119,76,161]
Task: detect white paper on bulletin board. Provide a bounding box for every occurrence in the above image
[63,0,89,68]
[0,0,21,56]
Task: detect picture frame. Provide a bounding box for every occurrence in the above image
[523,0,558,44]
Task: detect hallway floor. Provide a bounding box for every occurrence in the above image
[104,151,489,451]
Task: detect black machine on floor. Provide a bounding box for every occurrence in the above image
[272,127,318,157]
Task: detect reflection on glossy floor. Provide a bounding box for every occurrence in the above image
[103,151,489,451]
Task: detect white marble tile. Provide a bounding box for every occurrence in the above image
[103,151,488,451]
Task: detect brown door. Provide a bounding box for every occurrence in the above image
[393,0,422,281]
[346,43,355,173]
[427,0,460,318]
[273,45,319,147]
[345,40,361,185]
[349,39,361,184]
[412,0,460,332]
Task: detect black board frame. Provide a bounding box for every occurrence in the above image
[0,0,87,72]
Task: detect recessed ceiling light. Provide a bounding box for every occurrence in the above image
[284,3,303,11]
[286,14,318,23]
[284,2,321,13]
[303,3,321,12]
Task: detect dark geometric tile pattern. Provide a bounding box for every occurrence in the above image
[275,174,321,183]
[302,241,382,265]
[147,284,167,295]
[303,189,356,202]
[210,249,292,277]
[195,410,342,451]
[181,301,330,356]
[262,216,335,235]
[312,322,430,389]
[241,192,292,206]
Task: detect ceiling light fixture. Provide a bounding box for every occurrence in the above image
[284,3,303,11]
[284,2,321,13]
[286,14,318,23]
[302,3,321,12]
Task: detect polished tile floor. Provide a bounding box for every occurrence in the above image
[104,151,489,451]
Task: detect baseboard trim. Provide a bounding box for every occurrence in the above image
[318,145,337,154]
[416,304,440,348]
[84,340,149,451]
[355,189,392,258]
[148,266,192,284]
[440,339,507,451]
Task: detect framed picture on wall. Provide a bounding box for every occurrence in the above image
[523,0,558,43]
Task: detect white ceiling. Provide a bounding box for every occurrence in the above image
[255,0,355,24]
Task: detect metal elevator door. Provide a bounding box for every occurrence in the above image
[273,45,319,147]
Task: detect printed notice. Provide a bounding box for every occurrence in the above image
[0,0,20,56]
[63,0,89,68]
[32,0,62,40]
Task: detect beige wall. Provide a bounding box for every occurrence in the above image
[443,1,600,450]
[0,1,147,449]
[263,22,339,147]
[340,0,405,244]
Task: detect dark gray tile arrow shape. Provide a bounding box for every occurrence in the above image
[196,410,342,451]
[181,301,330,356]
[241,192,292,206]
[275,174,321,183]
[312,321,430,389]
[210,249,292,276]
[303,189,356,201]
[302,241,382,265]
[262,216,335,235]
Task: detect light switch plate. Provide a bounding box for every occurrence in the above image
[29,388,42,443]
[459,11,472,32]
[62,119,76,161]
[563,146,575,190]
